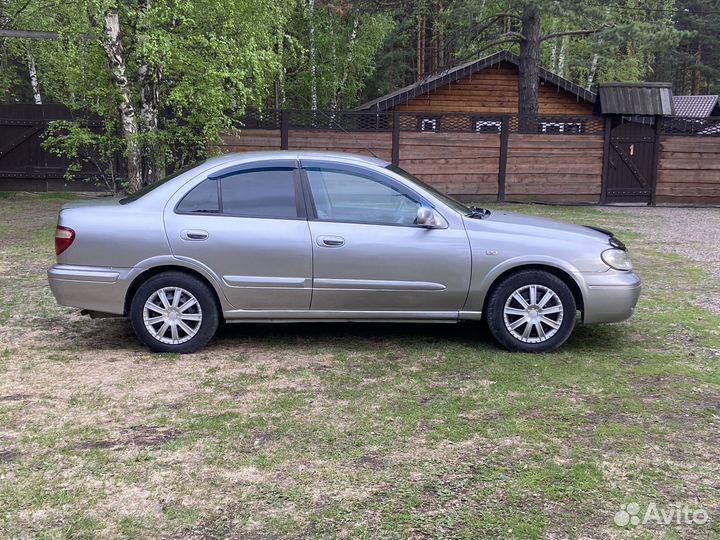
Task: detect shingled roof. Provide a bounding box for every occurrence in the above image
[672,95,720,117]
[354,50,596,112]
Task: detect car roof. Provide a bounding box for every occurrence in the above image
[204,150,389,168]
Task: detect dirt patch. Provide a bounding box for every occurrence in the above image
[75,426,181,451]
[250,430,274,450]
[354,454,385,470]
[0,393,33,402]
[125,425,181,447]
[0,449,19,463]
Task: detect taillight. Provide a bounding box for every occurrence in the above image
[55,226,75,255]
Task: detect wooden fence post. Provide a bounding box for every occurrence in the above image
[651,116,663,206]
[392,112,400,165]
[497,115,510,202]
[600,116,612,204]
[280,110,289,150]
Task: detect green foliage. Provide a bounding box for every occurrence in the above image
[282,1,393,109]
[4,0,297,190]
[42,120,123,193]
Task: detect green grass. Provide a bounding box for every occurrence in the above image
[0,195,718,539]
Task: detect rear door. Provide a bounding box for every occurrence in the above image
[300,160,471,313]
[165,160,312,310]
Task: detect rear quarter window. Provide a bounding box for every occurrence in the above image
[176,179,220,213]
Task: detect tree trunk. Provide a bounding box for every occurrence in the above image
[276,24,285,107]
[329,21,337,110]
[139,64,160,185]
[587,52,599,88]
[438,20,444,68]
[308,0,317,110]
[138,0,160,185]
[27,53,42,104]
[692,39,702,95]
[518,3,541,133]
[96,8,142,192]
[332,12,359,110]
[557,36,567,77]
[417,14,425,80]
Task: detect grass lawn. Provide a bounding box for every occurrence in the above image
[0,193,718,539]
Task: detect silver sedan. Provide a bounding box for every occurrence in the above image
[48,151,641,353]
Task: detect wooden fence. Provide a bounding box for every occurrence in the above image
[657,136,720,205]
[216,111,609,203]
[2,105,720,205]
[215,110,720,205]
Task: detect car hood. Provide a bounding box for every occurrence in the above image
[464,210,612,244]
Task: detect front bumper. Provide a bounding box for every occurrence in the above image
[48,264,132,315]
[582,270,642,324]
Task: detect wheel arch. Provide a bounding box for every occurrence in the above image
[480,263,585,318]
[123,264,226,319]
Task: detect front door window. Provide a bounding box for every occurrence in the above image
[304,166,420,226]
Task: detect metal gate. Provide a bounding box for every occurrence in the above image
[603,120,658,204]
[0,104,105,192]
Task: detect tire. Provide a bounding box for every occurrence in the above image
[130,271,220,353]
[486,269,576,353]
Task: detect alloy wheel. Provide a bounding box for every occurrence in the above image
[502,284,564,344]
[143,286,203,345]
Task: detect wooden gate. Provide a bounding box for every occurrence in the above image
[603,120,658,204]
[0,104,106,192]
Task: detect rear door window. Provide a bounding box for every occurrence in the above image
[220,168,300,219]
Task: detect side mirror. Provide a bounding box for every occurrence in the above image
[416,207,447,229]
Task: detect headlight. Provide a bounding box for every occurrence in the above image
[601,248,633,271]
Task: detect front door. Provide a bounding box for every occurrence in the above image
[301,161,471,314]
[165,161,312,310]
[604,119,657,204]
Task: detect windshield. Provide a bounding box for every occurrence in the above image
[385,164,472,215]
[119,161,205,204]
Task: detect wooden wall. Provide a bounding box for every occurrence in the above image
[219,130,393,162]
[218,131,280,153]
[392,63,593,115]
[505,134,604,203]
[657,136,720,205]
[289,131,393,162]
[398,132,500,198]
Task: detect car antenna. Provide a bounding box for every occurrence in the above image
[292,99,381,160]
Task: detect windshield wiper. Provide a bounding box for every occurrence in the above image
[467,206,491,219]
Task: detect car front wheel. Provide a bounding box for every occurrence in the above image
[486,270,576,353]
[130,271,219,353]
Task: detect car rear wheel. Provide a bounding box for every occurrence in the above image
[130,271,219,353]
[486,269,576,353]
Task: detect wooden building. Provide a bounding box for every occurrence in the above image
[355,50,595,116]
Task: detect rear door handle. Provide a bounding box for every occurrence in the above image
[317,235,345,248]
[181,229,208,241]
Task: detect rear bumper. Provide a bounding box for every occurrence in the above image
[582,270,642,324]
[48,264,132,315]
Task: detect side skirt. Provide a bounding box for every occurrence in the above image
[222,310,483,323]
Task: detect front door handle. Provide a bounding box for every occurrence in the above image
[181,229,209,241]
[317,235,345,248]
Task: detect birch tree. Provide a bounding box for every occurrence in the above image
[34,0,291,192]
[89,5,142,191]
[283,1,391,110]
